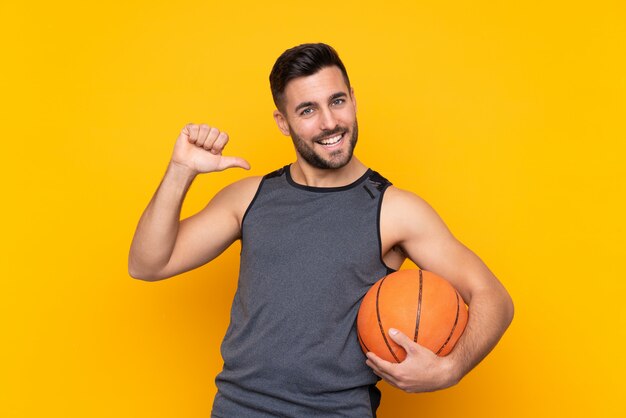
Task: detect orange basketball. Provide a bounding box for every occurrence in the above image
[357,269,468,362]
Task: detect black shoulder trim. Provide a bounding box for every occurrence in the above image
[241,166,288,238]
[368,170,392,192]
[375,171,395,272]
[240,178,267,242]
[264,165,288,180]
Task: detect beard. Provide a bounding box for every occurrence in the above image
[289,120,359,170]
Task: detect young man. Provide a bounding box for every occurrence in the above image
[129,43,514,417]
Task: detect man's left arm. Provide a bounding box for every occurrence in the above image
[366,187,514,393]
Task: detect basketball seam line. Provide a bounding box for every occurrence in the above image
[376,276,400,363]
[413,269,423,343]
[435,290,461,355]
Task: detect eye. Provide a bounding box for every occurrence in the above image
[300,108,314,116]
[332,98,345,106]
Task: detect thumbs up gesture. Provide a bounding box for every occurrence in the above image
[171,123,250,174]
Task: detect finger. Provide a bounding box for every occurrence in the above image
[388,328,419,358]
[195,124,210,148]
[186,123,200,144]
[203,127,221,151]
[365,358,388,377]
[366,363,387,380]
[365,359,401,387]
[182,123,192,142]
[365,352,396,375]
[210,131,229,154]
[216,156,251,171]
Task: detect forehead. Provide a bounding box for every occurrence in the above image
[282,66,349,109]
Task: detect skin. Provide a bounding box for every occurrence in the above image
[128,65,514,393]
[273,66,366,186]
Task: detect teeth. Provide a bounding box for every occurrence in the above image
[319,134,343,145]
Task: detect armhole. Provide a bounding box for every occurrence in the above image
[377,183,397,274]
[240,177,266,242]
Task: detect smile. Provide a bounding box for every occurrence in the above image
[316,133,344,147]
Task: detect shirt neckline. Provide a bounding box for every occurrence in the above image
[284,164,372,193]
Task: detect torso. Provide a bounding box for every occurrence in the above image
[212,165,393,417]
[230,178,409,270]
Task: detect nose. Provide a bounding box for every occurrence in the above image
[319,107,338,131]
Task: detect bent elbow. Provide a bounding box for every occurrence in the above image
[503,291,515,327]
[128,262,164,282]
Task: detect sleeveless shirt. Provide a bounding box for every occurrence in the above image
[211,165,393,418]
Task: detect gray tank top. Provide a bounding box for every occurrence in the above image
[212,165,393,417]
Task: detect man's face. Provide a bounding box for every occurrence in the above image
[274,66,358,170]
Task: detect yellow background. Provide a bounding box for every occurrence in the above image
[2,0,625,417]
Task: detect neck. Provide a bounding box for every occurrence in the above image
[289,156,368,188]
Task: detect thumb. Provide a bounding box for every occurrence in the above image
[388,328,420,358]
[217,156,251,171]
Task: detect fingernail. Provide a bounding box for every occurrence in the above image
[389,328,398,336]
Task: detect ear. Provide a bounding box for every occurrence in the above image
[350,87,357,113]
[273,110,291,136]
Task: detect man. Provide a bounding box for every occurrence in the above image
[129,43,514,417]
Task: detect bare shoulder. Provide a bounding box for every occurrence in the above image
[197,175,263,224]
[382,186,440,220]
[381,186,452,242]
[217,175,264,200]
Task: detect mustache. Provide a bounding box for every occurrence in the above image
[312,126,346,143]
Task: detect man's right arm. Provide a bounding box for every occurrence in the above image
[128,123,254,281]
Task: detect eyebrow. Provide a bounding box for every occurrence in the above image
[294,101,314,113]
[293,92,348,113]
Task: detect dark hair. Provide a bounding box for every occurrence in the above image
[269,43,351,112]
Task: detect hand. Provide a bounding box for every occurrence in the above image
[365,328,459,393]
[171,123,250,174]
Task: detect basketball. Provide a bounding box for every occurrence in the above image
[357,269,468,362]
